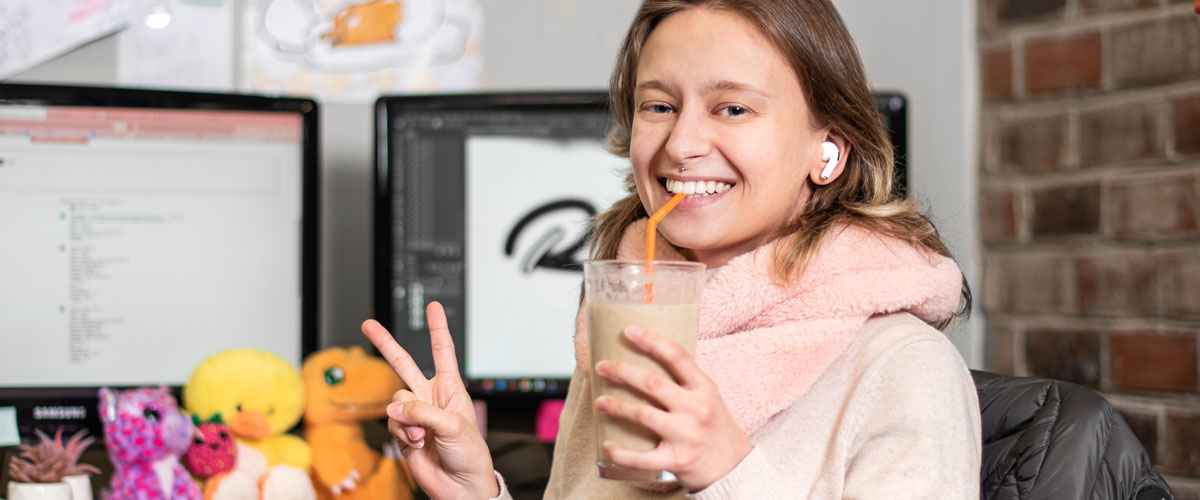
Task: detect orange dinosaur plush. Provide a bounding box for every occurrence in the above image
[302,346,414,500]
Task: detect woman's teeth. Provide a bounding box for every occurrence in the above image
[664,178,732,198]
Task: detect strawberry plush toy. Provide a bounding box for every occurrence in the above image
[184,418,237,479]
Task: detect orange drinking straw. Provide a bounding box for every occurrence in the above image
[644,192,688,303]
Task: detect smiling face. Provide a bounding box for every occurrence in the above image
[631,8,826,267]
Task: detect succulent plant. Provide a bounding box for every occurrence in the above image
[7,428,101,483]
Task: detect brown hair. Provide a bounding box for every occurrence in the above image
[590,0,971,326]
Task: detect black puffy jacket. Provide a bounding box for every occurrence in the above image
[974,370,1174,500]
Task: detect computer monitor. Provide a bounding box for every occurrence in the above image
[374,92,617,400]
[874,92,909,196]
[373,91,907,401]
[0,84,319,444]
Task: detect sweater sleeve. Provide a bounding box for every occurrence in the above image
[685,445,793,500]
[841,337,981,499]
[489,471,514,500]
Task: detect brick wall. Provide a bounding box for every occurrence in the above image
[978,0,1200,495]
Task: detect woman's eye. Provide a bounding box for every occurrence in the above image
[719,105,749,117]
[646,104,673,114]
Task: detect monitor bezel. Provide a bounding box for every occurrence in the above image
[0,83,320,443]
[374,91,609,400]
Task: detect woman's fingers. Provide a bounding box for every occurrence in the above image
[391,390,425,445]
[595,395,678,471]
[595,357,688,411]
[387,399,472,444]
[595,394,675,442]
[602,440,675,473]
[425,302,464,384]
[363,319,430,394]
[388,418,424,449]
[624,327,707,389]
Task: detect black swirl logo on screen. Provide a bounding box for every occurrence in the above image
[504,199,596,274]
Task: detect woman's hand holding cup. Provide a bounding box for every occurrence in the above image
[594,326,753,492]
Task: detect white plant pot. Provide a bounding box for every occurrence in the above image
[6,481,72,500]
[63,475,93,500]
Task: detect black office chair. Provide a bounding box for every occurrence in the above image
[973,370,1174,500]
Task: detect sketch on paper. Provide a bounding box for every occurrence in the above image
[0,0,133,79]
[242,0,482,101]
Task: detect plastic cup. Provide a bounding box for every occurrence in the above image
[583,259,705,482]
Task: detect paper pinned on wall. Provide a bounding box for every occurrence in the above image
[0,406,19,447]
[116,0,234,91]
[241,0,483,102]
[0,0,135,80]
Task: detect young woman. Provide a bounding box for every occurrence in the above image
[363,0,981,498]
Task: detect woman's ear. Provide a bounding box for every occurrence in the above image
[809,131,850,185]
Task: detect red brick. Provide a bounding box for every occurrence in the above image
[1114,407,1159,463]
[1080,101,1163,167]
[1175,95,1200,155]
[990,0,1067,26]
[981,186,1019,244]
[1078,0,1157,14]
[1031,183,1101,237]
[983,46,1013,100]
[1076,251,1159,316]
[990,325,1016,375]
[983,254,1070,315]
[1112,15,1200,88]
[999,114,1068,172]
[1112,333,1198,392]
[1162,248,1200,319]
[1025,33,1102,94]
[1162,412,1200,476]
[1111,174,1198,239]
[1025,329,1101,386]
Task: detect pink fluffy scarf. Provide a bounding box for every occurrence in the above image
[574,219,963,435]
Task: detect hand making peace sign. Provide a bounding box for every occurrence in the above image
[362,301,499,500]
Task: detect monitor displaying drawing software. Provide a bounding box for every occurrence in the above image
[0,84,319,443]
[374,91,907,400]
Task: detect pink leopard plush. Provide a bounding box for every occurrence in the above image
[99,387,201,500]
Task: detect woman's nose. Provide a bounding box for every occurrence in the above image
[664,108,712,163]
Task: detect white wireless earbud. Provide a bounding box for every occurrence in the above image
[819,141,840,181]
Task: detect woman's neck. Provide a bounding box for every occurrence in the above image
[686,235,777,270]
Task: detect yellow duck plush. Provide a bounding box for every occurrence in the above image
[185,348,316,498]
[302,346,414,500]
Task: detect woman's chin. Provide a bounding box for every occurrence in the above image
[658,230,716,259]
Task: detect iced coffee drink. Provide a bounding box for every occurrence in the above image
[583,260,705,482]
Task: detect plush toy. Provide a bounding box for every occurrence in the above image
[302,346,414,499]
[99,387,202,500]
[184,348,316,500]
[183,418,237,480]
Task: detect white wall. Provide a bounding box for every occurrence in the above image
[836,0,983,368]
[7,0,982,367]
